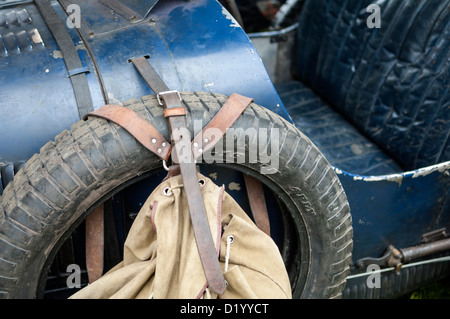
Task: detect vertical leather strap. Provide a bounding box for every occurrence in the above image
[85,204,104,284]
[129,56,170,93]
[36,0,97,282]
[243,174,271,237]
[129,56,270,293]
[160,91,227,294]
[35,0,94,119]
[130,57,227,294]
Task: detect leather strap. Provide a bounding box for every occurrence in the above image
[84,104,172,161]
[243,174,271,237]
[85,56,265,293]
[85,93,253,164]
[131,57,227,294]
[35,0,94,119]
[164,107,186,118]
[191,93,253,160]
[129,56,169,93]
[85,204,104,283]
[160,92,227,294]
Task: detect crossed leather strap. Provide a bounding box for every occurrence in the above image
[83,57,270,294]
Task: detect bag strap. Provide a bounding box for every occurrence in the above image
[83,57,270,292]
[130,56,227,294]
[191,93,253,159]
[84,92,252,163]
[83,104,172,161]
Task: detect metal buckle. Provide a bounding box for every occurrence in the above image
[162,159,170,171]
[156,90,182,106]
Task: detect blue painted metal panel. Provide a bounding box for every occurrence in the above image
[0,0,290,164]
[0,2,103,163]
[337,162,450,262]
[78,0,288,116]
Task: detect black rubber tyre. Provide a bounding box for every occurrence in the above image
[0,92,352,299]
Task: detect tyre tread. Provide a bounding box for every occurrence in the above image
[0,92,352,299]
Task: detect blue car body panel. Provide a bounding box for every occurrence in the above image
[0,0,289,164]
[337,162,450,262]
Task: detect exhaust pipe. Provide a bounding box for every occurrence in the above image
[356,237,450,272]
[401,238,450,263]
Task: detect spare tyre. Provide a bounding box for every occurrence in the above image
[0,92,352,299]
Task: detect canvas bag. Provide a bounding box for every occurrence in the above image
[70,173,292,299]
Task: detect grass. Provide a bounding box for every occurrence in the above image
[405,277,450,299]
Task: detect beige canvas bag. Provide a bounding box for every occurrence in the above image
[70,173,291,299]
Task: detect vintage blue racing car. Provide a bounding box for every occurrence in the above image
[0,0,448,299]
